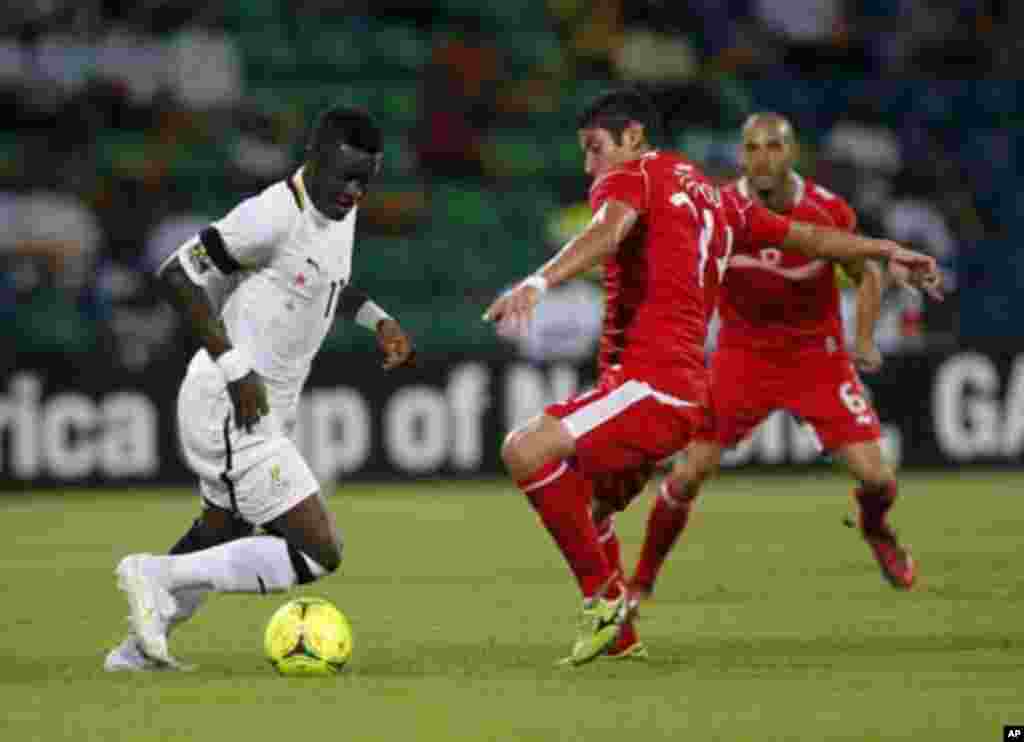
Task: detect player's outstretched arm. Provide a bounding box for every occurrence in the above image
[159,256,269,431]
[784,221,941,287]
[334,283,415,369]
[483,199,637,335]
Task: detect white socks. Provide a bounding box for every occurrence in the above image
[167,587,206,632]
[149,536,327,595]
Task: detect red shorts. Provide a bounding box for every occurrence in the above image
[546,371,708,488]
[701,344,881,452]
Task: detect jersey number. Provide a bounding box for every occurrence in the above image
[839,381,874,424]
[696,208,714,288]
[325,280,339,318]
[669,192,721,288]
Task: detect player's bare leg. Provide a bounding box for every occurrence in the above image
[837,439,916,589]
[263,492,343,577]
[116,493,341,665]
[106,505,254,671]
[631,440,720,602]
[503,415,626,665]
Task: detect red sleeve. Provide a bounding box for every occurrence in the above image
[589,170,647,214]
[746,201,791,247]
[835,198,857,232]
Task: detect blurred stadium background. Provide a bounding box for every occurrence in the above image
[3,0,1020,486]
[3,3,1024,740]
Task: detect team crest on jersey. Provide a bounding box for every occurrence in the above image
[188,242,213,274]
[269,463,286,489]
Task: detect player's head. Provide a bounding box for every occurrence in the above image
[739,112,797,196]
[304,104,383,221]
[577,89,659,178]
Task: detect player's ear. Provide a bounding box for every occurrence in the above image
[624,122,645,152]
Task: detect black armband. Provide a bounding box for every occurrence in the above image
[199,226,242,275]
[336,283,371,321]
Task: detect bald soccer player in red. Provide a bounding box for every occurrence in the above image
[629,113,945,608]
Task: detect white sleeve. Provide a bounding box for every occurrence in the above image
[172,182,294,288]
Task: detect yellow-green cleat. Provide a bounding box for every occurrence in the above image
[557,595,627,667]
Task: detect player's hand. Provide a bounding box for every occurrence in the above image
[482,281,543,338]
[888,262,942,302]
[884,242,937,275]
[888,261,945,302]
[227,371,269,433]
[376,318,416,370]
[854,339,883,374]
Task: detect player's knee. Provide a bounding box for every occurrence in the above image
[859,472,896,497]
[501,429,541,480]
[500,430,523,471]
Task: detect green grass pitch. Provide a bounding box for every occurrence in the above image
[2,471,1022,741]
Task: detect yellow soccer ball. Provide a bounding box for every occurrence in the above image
[264,597,353,676]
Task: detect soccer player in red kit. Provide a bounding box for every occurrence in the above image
[629,113,945,606]
[483,92,938,666]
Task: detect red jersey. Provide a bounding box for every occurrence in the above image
[717,174,857,351]
[590,151,790,402]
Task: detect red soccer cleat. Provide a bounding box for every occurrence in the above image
[604,619,648,660]
[851,488,916,590]
[862,525,916,589]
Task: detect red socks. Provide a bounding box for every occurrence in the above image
[855,480,897,535]
[595,514,623,586]
[632,479,695,593]
[519,460,617,600]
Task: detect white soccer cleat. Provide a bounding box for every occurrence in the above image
[104,635,166,672]
[115,554,182,668]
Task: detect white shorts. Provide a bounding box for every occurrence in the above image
[176,352,318,525]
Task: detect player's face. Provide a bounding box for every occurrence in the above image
[740,124,794,193]
[579,127,635,179]
[306,142,383,221]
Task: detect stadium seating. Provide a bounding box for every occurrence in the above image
[91,3,1014,352]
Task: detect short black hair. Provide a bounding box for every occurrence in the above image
[308,104,383,155]
[577,88,661,144]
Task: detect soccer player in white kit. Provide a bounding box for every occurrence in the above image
[105,105,415,670]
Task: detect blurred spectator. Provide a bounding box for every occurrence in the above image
[881,171,960,342]
[881,0,997,75]
[883,175,958,292]
[1,181,108,357]
[548,0,623,78]
[229,106,294,187]
[622,0,753,68]
[165,23,242,111]
[614,30,699,83]
[752,0,876,75]
[413,21,499,178]
[818,99,902,221]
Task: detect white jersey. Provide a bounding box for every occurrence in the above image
[171,169,356,417]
